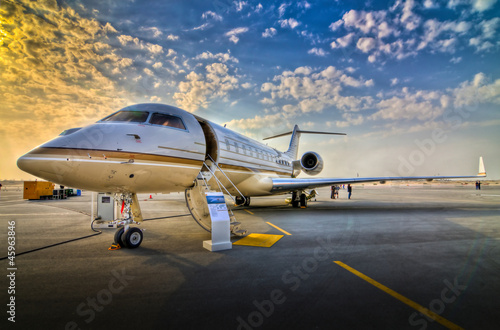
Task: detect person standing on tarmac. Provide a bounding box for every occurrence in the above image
[347,184,352,199]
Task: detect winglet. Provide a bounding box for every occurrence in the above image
[478,156,486,177]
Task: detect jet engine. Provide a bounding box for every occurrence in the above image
[300,151,323,176]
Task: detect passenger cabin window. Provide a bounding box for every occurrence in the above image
[101,110,149,123]
[149,113,186,130]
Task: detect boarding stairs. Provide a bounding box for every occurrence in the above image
[185,155,247,237]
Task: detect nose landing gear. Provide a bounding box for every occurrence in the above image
[92,192,144,250]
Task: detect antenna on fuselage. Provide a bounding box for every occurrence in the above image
[263,125,346,159]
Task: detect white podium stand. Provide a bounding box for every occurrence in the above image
[203,192,232,252]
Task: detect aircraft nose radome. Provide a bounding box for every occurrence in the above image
[17,151,53,178]
[17,154,38,177]
[17,154,29,172]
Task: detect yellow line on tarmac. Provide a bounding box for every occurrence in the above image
[333,261,464,330]
[244,209,254,215]
[266,222,292,236]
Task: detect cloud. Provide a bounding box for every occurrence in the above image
[202,10,223,21]
[0,0,135,178]
[369,72,500,123]
[225,27,249,44]
[472,0,498,12]
[194,51,239,63]
[418,19,471,51]
[167,34,179,41]
[224,113,285,130]
[342,9,391,35]
[279,18,301,29]
[453,72,500,108]
[146,43,163,55]
[144,68,154,76]
[468,17,500,52]
[326,3,500,62]
[335,113,365,128]
[103,22,118,34]
[141,26,163,38]
[192,23,210,31]
[278,3,289,17]
[234,1,248,12]
[260,66,374,114]
[423,0,439,8]
[118,34,139,46]
[370,90,443,121]
[262,27,277,38]
[173,63,239,111]
[356,37,377,53]
[400,0,421,31]
[330,32,355,48]
[308,48,328,56]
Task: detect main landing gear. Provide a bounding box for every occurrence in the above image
[235,196,251,206]
[291,191,307,208]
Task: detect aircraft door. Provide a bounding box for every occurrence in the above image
[198,120,219,165]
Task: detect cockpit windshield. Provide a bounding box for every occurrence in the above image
[100,110,149,123]
[149,113,186,130]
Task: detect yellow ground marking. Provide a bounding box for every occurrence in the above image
[333,261,464,330]
[266,222,292,236]
[244,209,254,215]
[233,233,284,247]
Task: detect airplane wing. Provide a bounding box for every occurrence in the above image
[271,157,486,192]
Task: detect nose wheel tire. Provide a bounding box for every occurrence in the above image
[120,227,143,249]
[114,227,125,247]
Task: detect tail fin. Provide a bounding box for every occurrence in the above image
[478,156,486,177]
[285,125,301,159]
[263,126,346,159]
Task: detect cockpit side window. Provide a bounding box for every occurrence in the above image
[149,113,186,130]
[101,111,149,123]
[59,127,82,136]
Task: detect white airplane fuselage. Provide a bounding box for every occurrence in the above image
[17,104,294,196]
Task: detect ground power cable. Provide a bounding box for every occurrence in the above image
[1,221,102,260]
[2,214,194,260]
[1,204,103,260]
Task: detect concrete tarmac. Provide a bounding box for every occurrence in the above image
[1,182,499,329]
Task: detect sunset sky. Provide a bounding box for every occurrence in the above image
[1,0,499,180]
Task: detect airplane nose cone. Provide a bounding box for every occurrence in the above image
[17,153,39,177]
[17,154,30,172]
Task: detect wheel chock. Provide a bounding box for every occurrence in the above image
[108,243,121,250]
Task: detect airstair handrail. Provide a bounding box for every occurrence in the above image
[202,162,237,203]
[206,154,247,204]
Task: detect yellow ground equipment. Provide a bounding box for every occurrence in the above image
[23,181,55,200]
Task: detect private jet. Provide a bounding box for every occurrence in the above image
[17,103,486,248]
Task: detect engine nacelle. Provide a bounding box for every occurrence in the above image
[300,151,324,176]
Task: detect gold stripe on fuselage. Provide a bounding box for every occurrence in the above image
[27,147,291,178]
[27,147,204,166]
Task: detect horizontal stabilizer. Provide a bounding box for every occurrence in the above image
[263,126,346,160]
[263,129,346,140]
